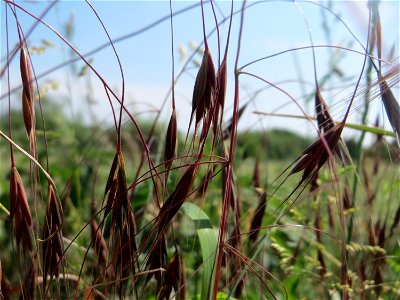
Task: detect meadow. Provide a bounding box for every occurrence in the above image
[0,1,399,299]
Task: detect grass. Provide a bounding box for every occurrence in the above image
[0,1,399,299]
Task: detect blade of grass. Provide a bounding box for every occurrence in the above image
[254,111,397,137]
[0,129,55,186]
[181,202,217,300]
[0,203,10,216]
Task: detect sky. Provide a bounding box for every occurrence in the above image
[1,0,399,142]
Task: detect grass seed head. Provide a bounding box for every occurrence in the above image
[315,90,334,133]
[145,234,167,290]
[157,163,198,235]
[10,166,33,251]
[43,184,63,289]
[159,251,185,300]
[249,192,267,242]
[20,46,35,136]
[380,80,400,138]
[190,49,216,129]
[20,46,34,103]
[91,219,109,268]
[197,167,214,199]
[0,263,12,300]
[164,109,178,170]
[222,103,248,140]
[291,123,344,182]
[20,265,36,300]
[104,151,128,231]
[252,158,260,190]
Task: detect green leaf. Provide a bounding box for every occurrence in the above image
[254,112,396,137]
[181,202,218,300]
[216,292,237,299]
[0,202,10,216]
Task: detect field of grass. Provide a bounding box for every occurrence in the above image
[1,1,399,299]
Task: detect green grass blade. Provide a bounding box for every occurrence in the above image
[181,202,218,300]
[254,112,397,137]
[0,202,10,216]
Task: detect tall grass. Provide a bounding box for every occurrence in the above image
[0,1,399,299]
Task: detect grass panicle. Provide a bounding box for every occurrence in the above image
[290,123,344,183]
[1,1,399,299]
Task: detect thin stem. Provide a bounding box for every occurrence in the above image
[213,2,246,299]
[169,0,175,110]
[5,4,15,166]
[200,0,209,50]
[84,0,125,152]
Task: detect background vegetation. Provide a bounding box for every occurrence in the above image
[0,1,399,299]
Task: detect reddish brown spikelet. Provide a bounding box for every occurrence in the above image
[379,80,400,138]
[145,234,167,290]
[189,48,216,130]
[157,163,198,235]
[20,265,36,300]
[249,192,267,242]
[117,211,137,278]
[159,251,186,300]
[20,46,35,137]
[104,151,128,230]
[212,59,227,136]
[43,184,63,289]
[1,261,12,300]
[290,123,344,183]
[177,253,186,300]
[91,219,109,268]
[362,162,376,206]
[252,158,260,189]
[199,112,212,145]
[275,123,344,210]
[9,166,33,251]
[342,187,352,211]
[315,90,334,133]
[105,152,119,195]
[222,102,248,140]
[197,167,214,199]
[19,46,33,101]
[327,200,335,230]
[164,109,178,170]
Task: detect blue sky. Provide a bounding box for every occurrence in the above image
[1,1,399,141]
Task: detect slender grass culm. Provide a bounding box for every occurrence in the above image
[0,1,399,299]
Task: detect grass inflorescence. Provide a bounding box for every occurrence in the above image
[0,1,399,299]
